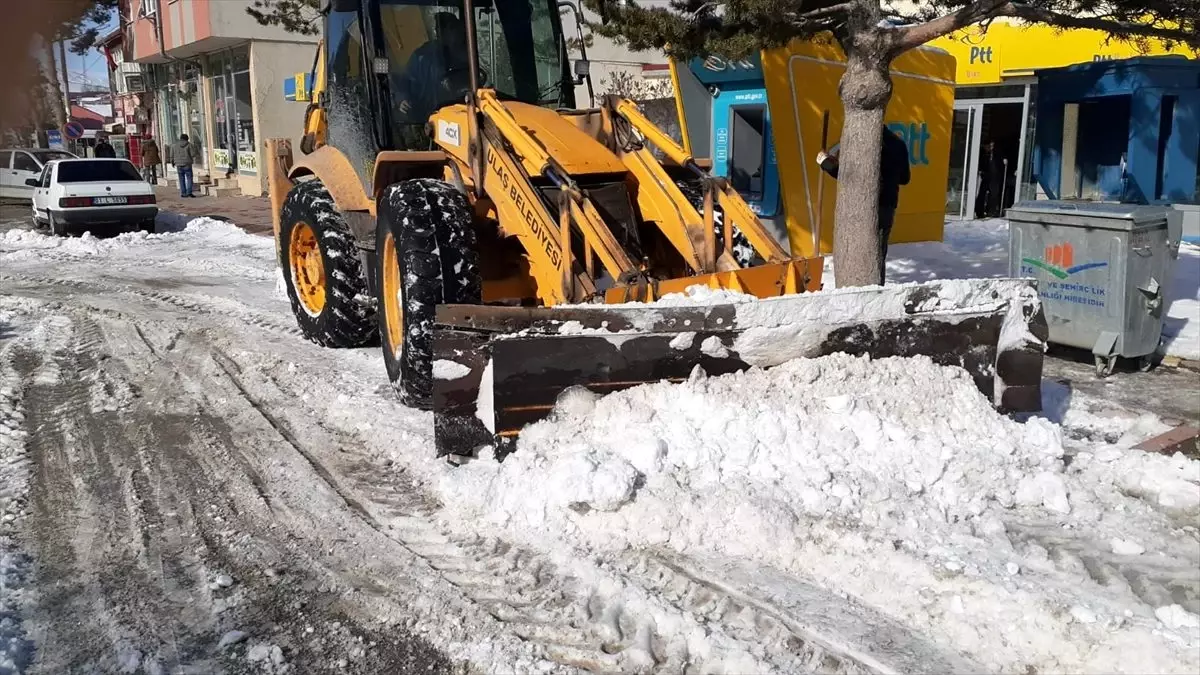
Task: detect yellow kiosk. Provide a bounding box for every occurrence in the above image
[671,39,957,259]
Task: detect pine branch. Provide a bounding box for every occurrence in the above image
[995,2,1199,46]
[894,0,1199,52]
[891,0,1010,51]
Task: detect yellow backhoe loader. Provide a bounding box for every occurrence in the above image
[267,0,1047,459]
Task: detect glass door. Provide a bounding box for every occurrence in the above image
[945,103,983,219]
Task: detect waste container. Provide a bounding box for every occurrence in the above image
[1007,200,1183,377]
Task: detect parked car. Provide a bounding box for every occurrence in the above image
[0,148,77,200]
[30,158,158,236]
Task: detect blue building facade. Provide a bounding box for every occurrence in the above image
[1032,56,1200,205]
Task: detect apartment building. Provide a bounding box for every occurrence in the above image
[120,0,318,196]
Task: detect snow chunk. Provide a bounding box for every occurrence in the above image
[218,630,249,649]
[668,332,695,350]
[699,335,729,358]
[1157,604,1200,631]
[432,359,471,381]
[1110,538,1146,556]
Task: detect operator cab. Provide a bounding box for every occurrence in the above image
[325,0,576,156]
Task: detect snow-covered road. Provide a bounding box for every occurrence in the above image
[1,214,1197,674]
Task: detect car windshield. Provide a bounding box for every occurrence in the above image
[57,160,144,183]
[32,150,75,164]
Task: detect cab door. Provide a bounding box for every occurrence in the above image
[31,164,51,223]
[0,151,14,198]
[10,152,42,200]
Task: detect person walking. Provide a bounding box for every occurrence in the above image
[171,134,196,198]
[141,135,161,184]
[93,135,116,158]
[815,125,911,284]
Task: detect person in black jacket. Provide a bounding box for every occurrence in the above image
[93,136,116,158]
[816,125,911,283]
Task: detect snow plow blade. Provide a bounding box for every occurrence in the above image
[433,279,1047,458]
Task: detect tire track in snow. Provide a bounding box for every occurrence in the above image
[0,273,302,339]
[210,346,962,674]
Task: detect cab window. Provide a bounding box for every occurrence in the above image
[13,152,38,173]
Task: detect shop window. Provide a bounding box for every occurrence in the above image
[1154,96,1176,201]
[729,105,766,201]
[1076,96,1131,201]
[234,70,255,172]
[957,84,1026,101]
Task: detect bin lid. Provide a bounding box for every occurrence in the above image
[1007,200,1170,230]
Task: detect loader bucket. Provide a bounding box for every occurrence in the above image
[432,278,1048,458]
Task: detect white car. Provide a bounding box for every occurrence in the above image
[30,158,158,236]
[0,148,77,200]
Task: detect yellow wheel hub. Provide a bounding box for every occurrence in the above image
[381,231,404,359]
[289,221,326,315]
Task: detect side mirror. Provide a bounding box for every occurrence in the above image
[25,178,39,187]
[573,59,590,84]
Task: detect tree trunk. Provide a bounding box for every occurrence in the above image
[831,50,894,287]
[42,35,66,129]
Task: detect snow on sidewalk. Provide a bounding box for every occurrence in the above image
[0,315,33,674]
[825,218,1200,360]
[437,353,1200,674]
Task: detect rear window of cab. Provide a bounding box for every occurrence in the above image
[57,161,144,183]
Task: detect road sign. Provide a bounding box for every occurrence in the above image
[63,121,85,140]
[46,129,64,149]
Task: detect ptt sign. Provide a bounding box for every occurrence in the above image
[886,121,931,166]
[969,46,994,64]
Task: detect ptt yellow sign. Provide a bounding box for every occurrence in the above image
[761,39,956,257]
[930,19,1197,85]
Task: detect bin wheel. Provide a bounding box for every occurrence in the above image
[1094,355,1117,378]
[1137,340,1165,373]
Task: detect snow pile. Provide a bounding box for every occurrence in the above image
[439,353,1200,673]
[0,217,254,258]
[825,219,1199,361]
[0,346,33,674]
[1162,242,1200,361]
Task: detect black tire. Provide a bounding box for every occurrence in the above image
[139,219,156,234]
[675,179,757,268]
[48,212,68,237]
[375,179,481,409]
[279,179,376,348]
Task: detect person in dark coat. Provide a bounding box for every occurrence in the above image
[393,12,470,121]
[93,136,116,158]
[815,125,911,283]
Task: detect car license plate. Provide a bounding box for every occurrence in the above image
[94,196,128,205]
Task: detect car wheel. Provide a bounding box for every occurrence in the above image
[139,220,156,234]
[48,212,68,237]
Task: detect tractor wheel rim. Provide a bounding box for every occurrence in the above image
[381,231,404,360]
[289,221,326,315]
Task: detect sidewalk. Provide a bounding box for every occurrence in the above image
[155,186,274,237]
